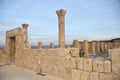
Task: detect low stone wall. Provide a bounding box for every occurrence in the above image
[15,48,120,80]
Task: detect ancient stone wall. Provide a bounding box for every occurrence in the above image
[14,48,120,80]
[0,50,9,63]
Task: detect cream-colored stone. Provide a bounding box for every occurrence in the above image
[80,71,89,80]
[90,72,99,80]
[104,60,111,73]
[100,73,113,80]
[83,58,92,71]
[93,59,104,72]
[84,40,89,57]
[76,57,83,69]
[56,9,66,48]
[68,48,79,57]
[71,69,80,80]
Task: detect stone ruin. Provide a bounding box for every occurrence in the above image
[0,9,120,80]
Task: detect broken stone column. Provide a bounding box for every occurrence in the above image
[73,40,81,49]
[38,42,42,48]
[96,41,100,54]
[56,9,66,48]
[91,41,96,55]
[84,40,89,57]
[50,43,54,48]
[100,42,105,53]
[107,42,111,51]
[104,43,108,52]
[22,23,31,49]
[22,23,29,43]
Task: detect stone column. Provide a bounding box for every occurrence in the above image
[50,43,54,48]
[84,40,89,57]
[96,41,100,54]
[22,23,29,43]
[73,40,81,49]
[104,43,108,52]
[91,41,96,55]
[56,9,66,48]
[38,42,42,48]
[107,42,111,50]
[100,42,105,53]
[22,23,31,49]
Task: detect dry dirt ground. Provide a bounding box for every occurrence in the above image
[0,64,65,80]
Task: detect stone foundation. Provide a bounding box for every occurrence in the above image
[14,48,120,80]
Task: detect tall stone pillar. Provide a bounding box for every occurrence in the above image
[38,42,42,48]
[84,40,89,57]
[50,43,54,48]
[91,41,96,55]
[56,9,66,48]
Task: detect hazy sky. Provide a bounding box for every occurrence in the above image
[0,0,120,45]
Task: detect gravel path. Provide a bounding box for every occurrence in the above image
[0,64,65,80]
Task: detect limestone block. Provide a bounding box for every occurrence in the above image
[80,71,89,80]
[76,57,83,69]
[68,48,79,57]
[83,58,92,71]
[56,48,67,56]
[54,57,63,66]
[56,67,65,78]
[93,59,104,72]
[71,69,80,80]
[90,72,99,80]
[104,60,111,73]
[37,49,43,56]
[100,73,113,80]
[69,57,76,69]
[63,68,72,80]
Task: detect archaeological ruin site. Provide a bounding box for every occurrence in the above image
[0,9,120,80]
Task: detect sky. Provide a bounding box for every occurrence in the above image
[0,0,120,46]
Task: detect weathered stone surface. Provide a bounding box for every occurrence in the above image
[90,72,99,80]
[93,59,104,72]
[110,48,120,80]
[56,9,66,48]
[76,57,83,69]
[71,69,80,80]
[91,41,96,55]
[68,48,79,57]
[80,71,89,80]
[83,58,92,71]
[100,73,113,80]
[38,42,42,48]
[84,40,89,57]
[63,68,72,80]
[104,60,111,73]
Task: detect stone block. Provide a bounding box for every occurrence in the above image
[56,67,65,78]
[76,57,83,69]
[63,68,72,80]
[56,48,67,56]
[90,72,99,80]
[83,58,92,71]
[100,73,113,80]
[68,48,80,57]
[80,71,89,80]
[93,59,104,72]
[71,69,80,80]
[104,60,111,73]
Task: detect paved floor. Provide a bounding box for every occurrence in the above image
[0,64,65,80]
